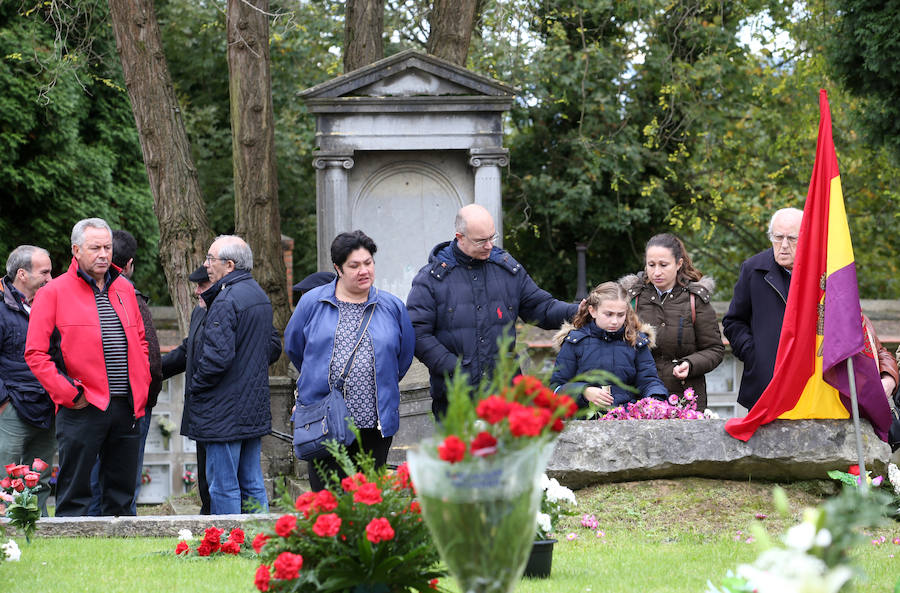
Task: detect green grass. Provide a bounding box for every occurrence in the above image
[4,478,899,592]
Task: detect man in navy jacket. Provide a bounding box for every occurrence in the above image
[189,235,281,515]
[0,245,53,513]
[723,208,803,411]
[407,204,579,417]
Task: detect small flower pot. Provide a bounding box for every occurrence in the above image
[523,538,557,579]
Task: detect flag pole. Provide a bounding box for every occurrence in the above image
[846,357,868,493]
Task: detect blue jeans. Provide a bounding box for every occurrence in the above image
[204,438,268,515]
[0,403,56,515]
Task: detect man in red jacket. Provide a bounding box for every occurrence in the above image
[25,218,150,516]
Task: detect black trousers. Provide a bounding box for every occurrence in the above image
[55,398,140,517]
[307,428,392,492]
[196,441,211,515]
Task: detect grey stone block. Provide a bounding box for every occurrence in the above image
[548,418,892,489]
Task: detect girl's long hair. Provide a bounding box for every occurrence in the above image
[571,281,641,347]
[644,233,702,286]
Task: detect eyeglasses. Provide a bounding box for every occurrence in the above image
[204,254,229,263]
[768,233,799,245]
[467,232,499,248]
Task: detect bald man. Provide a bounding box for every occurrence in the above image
[407,204,579,417]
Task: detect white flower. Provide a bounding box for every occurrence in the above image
[545,478,576,506]
[703,409,720,419]
[784,522,816,551]
[540,473,551,491]
[888,463,900,496]
[177,528,193,541]
[813,528,832,548]
[2,539,21,562]
[536,512,552,535]
[737,548,852,593]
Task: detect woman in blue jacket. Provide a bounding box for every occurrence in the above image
[551,281,667,410]
[284,231,415,490]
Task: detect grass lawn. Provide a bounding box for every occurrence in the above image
[4,478,899,592]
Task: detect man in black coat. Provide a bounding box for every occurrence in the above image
[407,204,579,417]
[189,235,281,515]
[723,207,803,411]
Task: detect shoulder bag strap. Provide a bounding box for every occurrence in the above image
[334,304,375,393]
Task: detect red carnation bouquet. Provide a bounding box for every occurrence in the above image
[2,458,49,543]
[252,437,446,593]
[406,337,579,593]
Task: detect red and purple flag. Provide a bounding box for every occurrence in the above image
[725,90,892,442]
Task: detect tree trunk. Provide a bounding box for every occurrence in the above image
[107,0,212,335]
[227,0,290,374]
[344,0,384,72]
[426,0,478,66]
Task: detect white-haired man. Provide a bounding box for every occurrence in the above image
[25,218,150,516]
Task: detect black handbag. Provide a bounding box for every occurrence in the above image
[292,304,374,461]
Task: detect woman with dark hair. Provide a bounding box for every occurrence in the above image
[284,230,415,490]
[619,233,724,411]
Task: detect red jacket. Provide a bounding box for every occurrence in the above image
[25,257,150,417]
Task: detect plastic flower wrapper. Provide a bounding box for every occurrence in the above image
[407,336,578,593]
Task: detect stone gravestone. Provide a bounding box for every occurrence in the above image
[299,49,515,302]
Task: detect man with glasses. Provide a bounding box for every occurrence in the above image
[187,235,281,514]
[407,204,579,417]
[723,207,803,411]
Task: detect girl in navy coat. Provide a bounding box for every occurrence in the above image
[550,281,668,409]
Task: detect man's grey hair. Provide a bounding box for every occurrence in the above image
[454,212,467,235]
[6,245,50,278]
[767,207,803,236]
[215,235,253,271]
[71,218,112,247]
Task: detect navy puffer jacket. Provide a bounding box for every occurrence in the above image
[188,269,281,442]
[407,241,578,411]
[550,324,668,408]
[0,277,53,428]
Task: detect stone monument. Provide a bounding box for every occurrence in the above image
[299,49,515,301]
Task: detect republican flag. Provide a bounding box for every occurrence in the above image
[725,89,892,442]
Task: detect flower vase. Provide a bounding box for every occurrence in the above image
[523,539,557,579]
[407,439,555,593]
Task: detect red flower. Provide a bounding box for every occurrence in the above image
[476,395,513,424]
[228,528,245,545]
[341,472,368,492]
[254,564,271,592]
[365,517,395,544]
[512,374,544,396]
[197,540,214,557]
[3,463,15,477]
[393,463,411,490]
[0,477,10,489]
[429,578,439,590]
[848,465,860,476]
[273,552,303,580]
[11,478,24,492]
[274,514,298,538]
[470,431,498,457]
[294,491,316,512]
[252,532,269,554]
[551,417,564,432]
[220,540,241,555]
[312,513,342,537]
[409,500,421,514]
[175,541,191,555]
[353,482,383,505]
[8,464,28,478]
[312,489,338,512]
[508,404,550,437]
[23,472,39,488]
[437,435,466,463]
[204,526,224,544]
[31,458,49,473]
